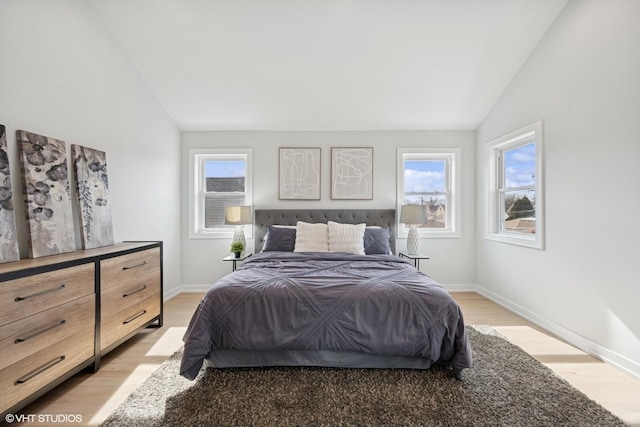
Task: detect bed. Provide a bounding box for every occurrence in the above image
[180,209,472,380]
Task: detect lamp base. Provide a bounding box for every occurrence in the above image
[232,226,246,255]
[406,225,420,256]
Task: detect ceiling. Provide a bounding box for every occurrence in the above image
[91,0,567,131]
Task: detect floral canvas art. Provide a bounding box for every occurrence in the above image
[0,124,20,263]
[71,144,114,249]
[17,130,76,258]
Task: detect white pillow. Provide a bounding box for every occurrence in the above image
[293,221,329,252]
[328,221,366,255]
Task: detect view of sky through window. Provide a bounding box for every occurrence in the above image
[504,142,535,188]
[404,160,445,194]
[206,160,245,178]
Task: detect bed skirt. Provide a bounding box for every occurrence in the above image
[204,349,435,370]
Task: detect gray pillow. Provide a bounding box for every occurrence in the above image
[364,227,391,255]
[262,225,297,252]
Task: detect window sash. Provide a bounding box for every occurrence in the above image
[497,138,535,192]
[499,189,536,234]
[496,140,537,236]
[402,156,451,230]
[198,155,246,194]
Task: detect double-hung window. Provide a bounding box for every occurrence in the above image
[397,148,461,238]
[486,121,543,249]
[189,148,253,239]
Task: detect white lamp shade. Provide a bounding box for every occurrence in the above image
[224,206,252,225]
[399,205,428,225]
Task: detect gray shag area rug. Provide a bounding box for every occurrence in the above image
[101,326,625,426]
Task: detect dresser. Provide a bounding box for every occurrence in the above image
[0,241,163,417]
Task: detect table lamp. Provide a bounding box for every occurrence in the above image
[399,205,428,255]
[224,205,252,254]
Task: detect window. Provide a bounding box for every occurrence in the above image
[486,121,543,249]
[397,148,461,238]
[189,149,253,239]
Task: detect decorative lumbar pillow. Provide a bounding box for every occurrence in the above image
[363,227,392,255]
[293,221,329,252]
[262,225,297,252]
[328,221,366,254]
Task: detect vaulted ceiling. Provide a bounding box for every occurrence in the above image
[91,0,567,131]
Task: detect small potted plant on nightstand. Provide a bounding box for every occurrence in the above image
[230,241,244,258]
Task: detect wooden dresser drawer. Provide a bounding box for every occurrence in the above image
[100,249,160,321]
[100,248,160,290]
[0,264,94,327]
[0,330,94,413]
[101,279,160,320]
[0,294,95,371]
[100,293,161,352]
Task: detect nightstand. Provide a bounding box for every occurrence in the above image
[399,252,430,269]
[223,253,252,271]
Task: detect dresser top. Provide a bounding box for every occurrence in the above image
[0,241,161,278]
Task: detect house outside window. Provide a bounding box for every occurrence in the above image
[189,149,253,239]
[486,121,543,249]
[397,148,461,238]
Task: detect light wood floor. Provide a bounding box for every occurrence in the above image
[6,292,640,426]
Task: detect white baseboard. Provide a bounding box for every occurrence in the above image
[442,284,477,292]
[179,284,213,293]
[164,284,211,301]
[163,286,182,302]
[476,285,640,381]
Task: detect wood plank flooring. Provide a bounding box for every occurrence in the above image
[6,292,640,426]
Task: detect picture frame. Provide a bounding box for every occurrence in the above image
[278,147,321,200]
[331,147,373,200]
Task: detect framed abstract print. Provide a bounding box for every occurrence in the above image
[279,147,321,200]
[331,147,373,200]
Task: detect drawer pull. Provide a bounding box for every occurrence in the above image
[123,285,147,298]
[15,355,66,385]
[15,320,67,344]
[123,310,147,324]
[123,260,147,271]
[15,284,67,302]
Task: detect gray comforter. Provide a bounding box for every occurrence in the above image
[180,252,472,380]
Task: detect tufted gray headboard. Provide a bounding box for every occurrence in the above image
[255,209,396,254]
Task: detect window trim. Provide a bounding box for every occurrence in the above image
[189,148,253,239]
[485,120,544,249]
[396,148,461,238]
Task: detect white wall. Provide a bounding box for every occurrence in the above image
[476,0,640,378]
[0,0,181,296]
[181,131,476,289]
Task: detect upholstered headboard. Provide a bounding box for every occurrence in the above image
[255,209,396,254]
